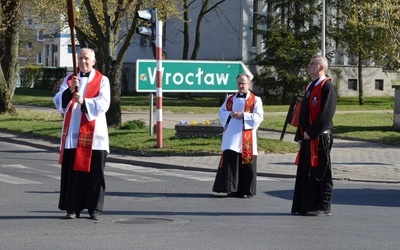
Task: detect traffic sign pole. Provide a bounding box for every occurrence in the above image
[156,20,163,148]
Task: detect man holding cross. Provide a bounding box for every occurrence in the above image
[53,48,110,220]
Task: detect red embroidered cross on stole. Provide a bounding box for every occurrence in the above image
[58,71,103,172]
[225,92,256,165]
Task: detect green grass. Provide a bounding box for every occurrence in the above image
[265,111,400,145]
[13,88,395,112]
[6,88,400,154]
[0,109,299,154]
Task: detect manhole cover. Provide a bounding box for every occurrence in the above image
[112,217,188,225]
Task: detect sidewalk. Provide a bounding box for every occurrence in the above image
[5,106,400,184]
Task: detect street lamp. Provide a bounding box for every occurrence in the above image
[136,8,164,148]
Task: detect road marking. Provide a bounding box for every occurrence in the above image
[0,173,41,184]
[105,171,163,182]
[0,163,280,185]
[107,163,278,182]
[107,163,215,181]
[1,164,30,169]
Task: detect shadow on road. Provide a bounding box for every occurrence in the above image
[266,188,400,207]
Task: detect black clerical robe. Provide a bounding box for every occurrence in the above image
[291,77,336,214]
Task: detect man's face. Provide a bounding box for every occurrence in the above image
[78,50,96,73]
[236,75,251,94]
[307,59,321,78]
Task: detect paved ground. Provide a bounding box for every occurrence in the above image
[5,105,400,184]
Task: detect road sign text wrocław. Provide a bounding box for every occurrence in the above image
[135,60,253,92]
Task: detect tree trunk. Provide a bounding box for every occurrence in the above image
[106,60,122,127]
[190,1,208,60]
[0,0,20,114]
[182,0,189,60]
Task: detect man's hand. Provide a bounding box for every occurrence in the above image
[230,111,244,119]
[70,76,80,93]
[74,92,84,105]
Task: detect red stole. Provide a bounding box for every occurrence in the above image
[295,78,329,167]
[58,71,103,172]
[224,92,256,165]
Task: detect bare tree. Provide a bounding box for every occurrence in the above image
[179,0,226,99]
[181,0,226,60]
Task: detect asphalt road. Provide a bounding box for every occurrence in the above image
[1,139,400,250]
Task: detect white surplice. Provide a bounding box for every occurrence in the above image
[53,69,110,152]
[219,92,264,155]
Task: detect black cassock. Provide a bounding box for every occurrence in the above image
[212,150,258,196]
[58,149,107,215]
[291,78,336,214]
[291,134,333,214]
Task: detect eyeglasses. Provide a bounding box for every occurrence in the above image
[237,82,249,85]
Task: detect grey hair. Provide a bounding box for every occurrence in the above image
[313,55,329,71]
[79,48,96,59]
[236,73,251,82]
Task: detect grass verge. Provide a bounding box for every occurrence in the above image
[5,89,400,154]
[0,109,299,155]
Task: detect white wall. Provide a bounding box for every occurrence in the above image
[330,66,398,97]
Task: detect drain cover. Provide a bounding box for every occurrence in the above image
[112,217,187,225]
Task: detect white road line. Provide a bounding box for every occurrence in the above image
[1,164,30,169]
[105,171,163,182]
[0,173,41,184]
[0,163,278,185]
[107,162,278,182]
[107,162,214,181]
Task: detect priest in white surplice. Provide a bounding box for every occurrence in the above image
[212,74,264,198]
[53,48,110,220]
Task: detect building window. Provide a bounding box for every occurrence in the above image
[45,45,50,67]
[52,45,58,67]
[348,79,357,90]
[37,53,42,64]
[27,42,32,50]
[68,45,81,53]
[375,79,384,91]
[252,0,259,47]
[37,30,43,41]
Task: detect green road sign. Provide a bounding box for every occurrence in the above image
[135,59,253,92]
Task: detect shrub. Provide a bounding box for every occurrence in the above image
[19,65,42,88]
[120,119,146,130]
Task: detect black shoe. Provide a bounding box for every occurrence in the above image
[291,211,306,216]
[227,192,237,197]
[235,194,252,198]
[90,213,100,220]
[305,210,331,216]
[65,213,76,219]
